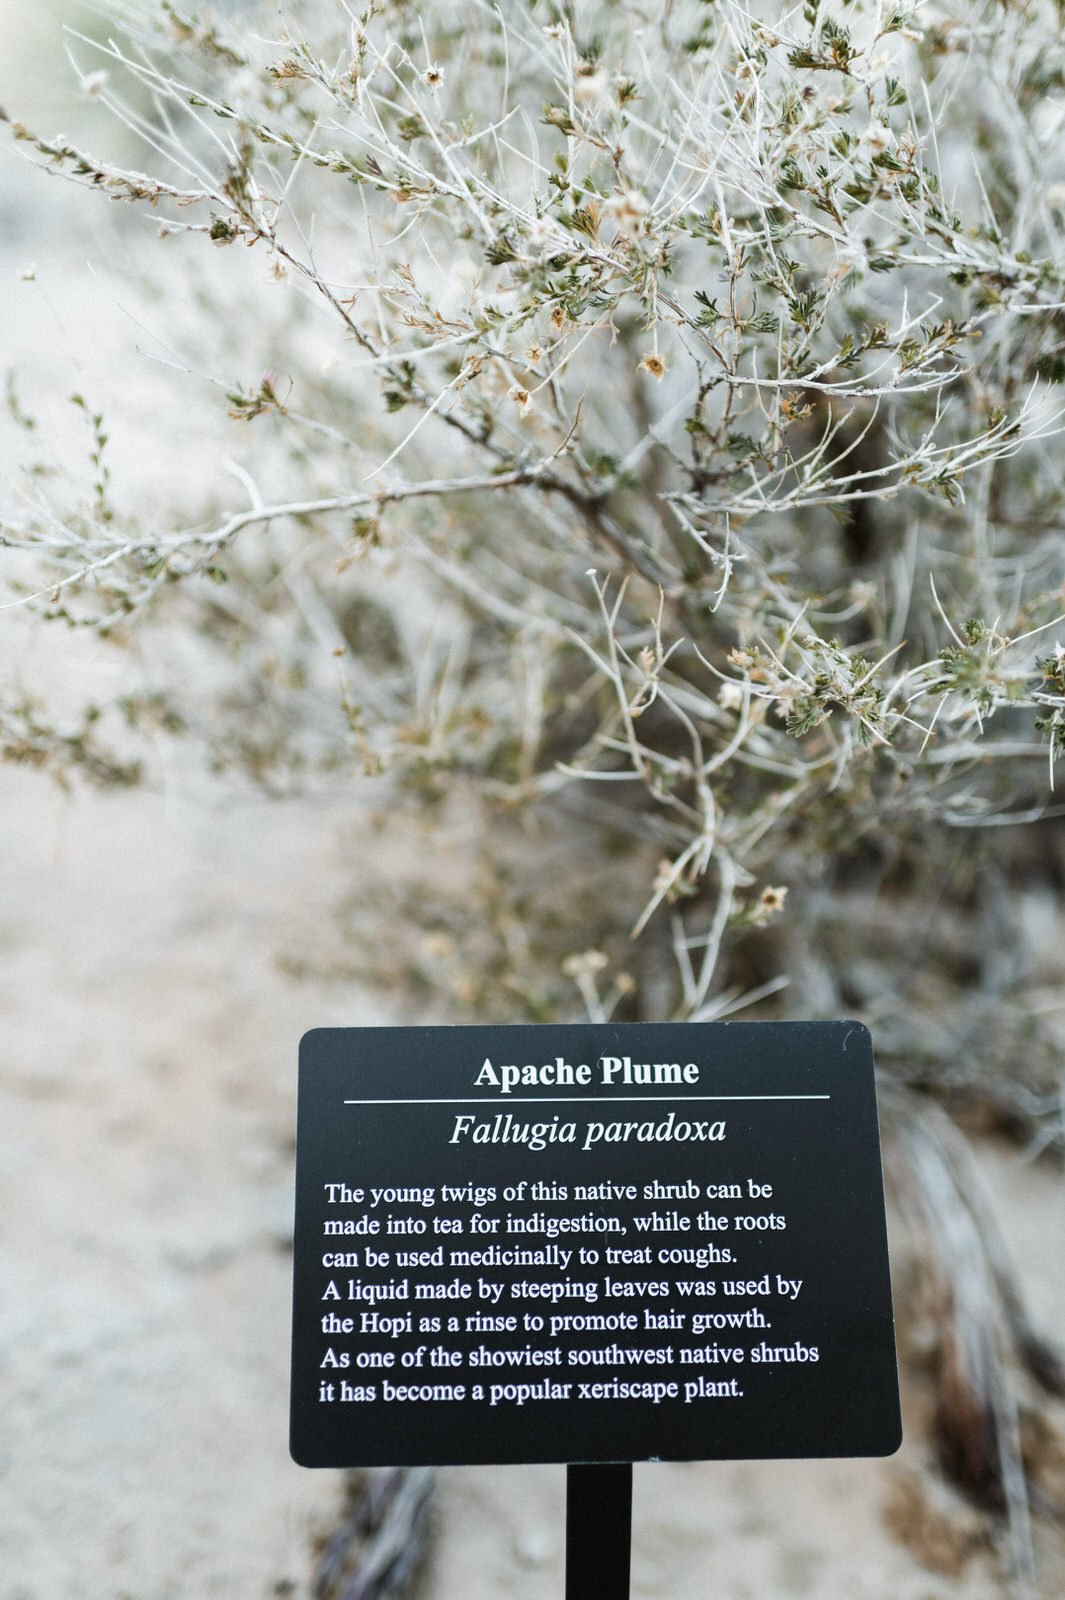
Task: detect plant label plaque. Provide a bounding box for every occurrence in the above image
[290,1022,901,1468]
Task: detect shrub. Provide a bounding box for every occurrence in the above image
[5,1,1065,1053]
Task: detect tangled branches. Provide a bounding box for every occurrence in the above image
[4,1,1065,1111]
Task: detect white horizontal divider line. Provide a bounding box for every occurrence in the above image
[342,1095,831,1105]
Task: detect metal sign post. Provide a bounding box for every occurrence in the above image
[565,1464,632,1599]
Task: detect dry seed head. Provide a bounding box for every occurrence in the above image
[562,949,609,978]
[574,62,609,102]
[606,189,648,239]
[861,121,894,153]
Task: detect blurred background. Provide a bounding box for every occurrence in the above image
[2,4,1064,1599]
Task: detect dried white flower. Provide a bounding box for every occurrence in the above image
[834,238,868,279]
[605,189,648,239]
[758,885,788,917]
[860,121,894,154]
[574,63,609,103]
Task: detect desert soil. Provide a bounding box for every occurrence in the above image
[2,757,1063,1600]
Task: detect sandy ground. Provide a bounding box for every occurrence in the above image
[1,755,1063,1600]
[3,6,1065,1598]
